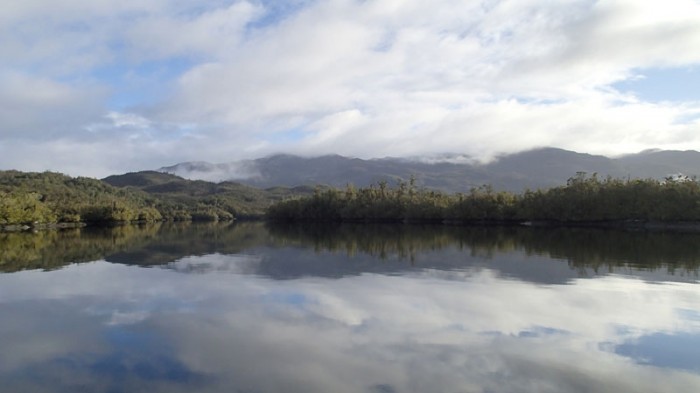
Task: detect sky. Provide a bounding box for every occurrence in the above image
[1,0,700,177]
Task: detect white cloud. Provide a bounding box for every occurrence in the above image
[124,1,261,60]
[104,111,152,129]
[1,0,700,175]
[0,137,181,177]
[0,71,106,137]
[156,0,700,161]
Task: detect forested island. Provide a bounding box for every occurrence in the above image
[3,169,700,231]
[267,173,700,229]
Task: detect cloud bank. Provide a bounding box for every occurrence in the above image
[1,0,700,176]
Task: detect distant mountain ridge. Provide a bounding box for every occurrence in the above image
[159,148,700,192]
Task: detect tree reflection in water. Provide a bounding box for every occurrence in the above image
[1,222,700,392]
[2,222,700,280]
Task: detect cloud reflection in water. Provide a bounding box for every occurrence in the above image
[1,248,700,393]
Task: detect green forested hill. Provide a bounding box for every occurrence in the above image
[0,170,312,228]
[0,170,161,226]
[103,171,314,219]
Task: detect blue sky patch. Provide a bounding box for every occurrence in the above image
[247,0,313,30]
[613,66,700,102]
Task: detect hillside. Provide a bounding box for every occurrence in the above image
[616,149,700,178]
[102,170,314,218]
[160,148,700,192]
[1,170,313,228]
[0,170,161,226]
[6,147,700,229]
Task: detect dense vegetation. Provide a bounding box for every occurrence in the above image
[5,169,700,230]
[0,170,310,229]
[267,173,700,225]
[0,171,163,227]
[103,171,313,221]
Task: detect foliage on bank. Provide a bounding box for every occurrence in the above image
[102,171,313,220]
[0,171,164,226]
[5,169,700,229]
[0,170,308,228]
[267,173,700,224]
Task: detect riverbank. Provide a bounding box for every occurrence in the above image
[0,222,87,232]
[267,174,700,230]
[267,216,700,232]
[521,219,700,232]
[0,217,244,232]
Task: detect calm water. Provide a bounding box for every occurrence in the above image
[1,222,700,392]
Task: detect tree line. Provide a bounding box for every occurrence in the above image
[266,173,700,224]
[5,170,700,229]
[0,171,236,228]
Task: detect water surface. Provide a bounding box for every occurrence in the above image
[1,222,699,392]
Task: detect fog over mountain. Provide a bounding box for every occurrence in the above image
[159,148,700,192]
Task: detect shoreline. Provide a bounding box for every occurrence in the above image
[7,217,700,233]
[266,218,700,233]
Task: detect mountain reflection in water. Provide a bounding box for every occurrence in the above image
[1,222,699,392]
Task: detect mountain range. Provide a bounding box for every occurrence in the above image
[158,148,700,192]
